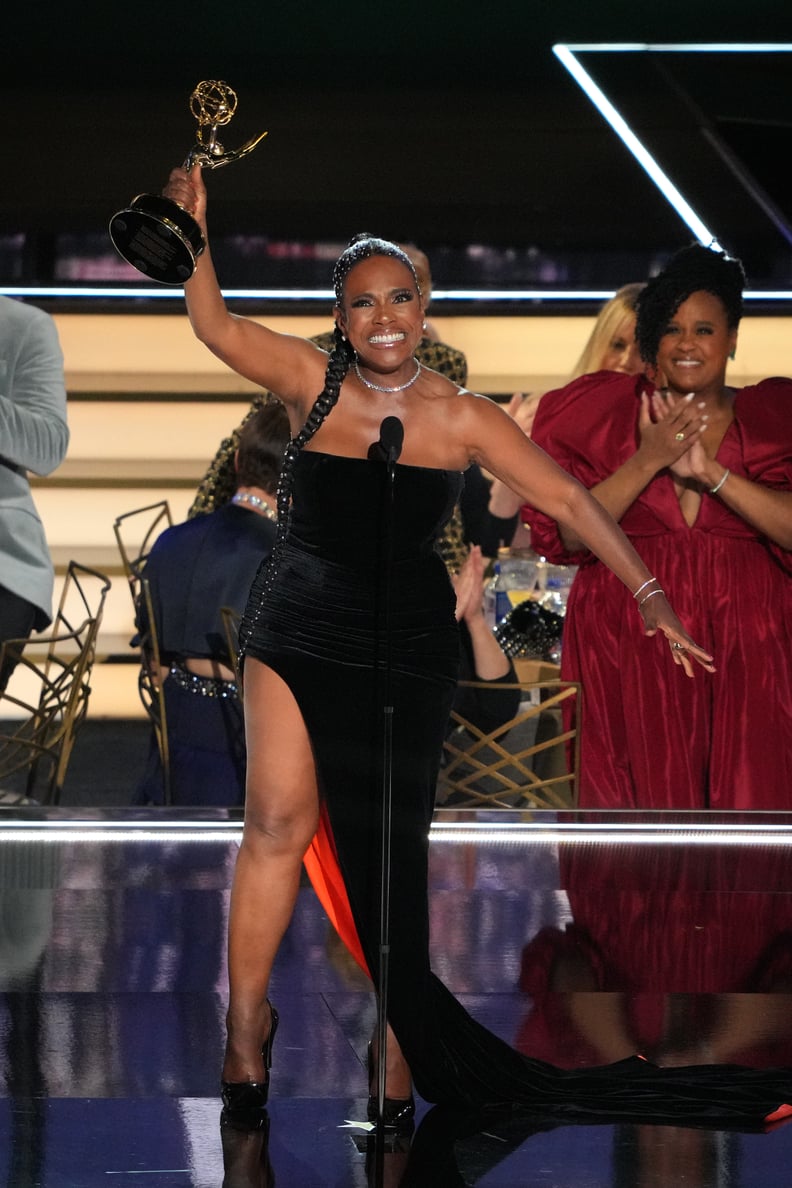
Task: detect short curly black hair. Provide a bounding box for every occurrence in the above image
[635,244,745,366]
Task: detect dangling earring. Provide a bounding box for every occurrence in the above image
[729,348,736,361]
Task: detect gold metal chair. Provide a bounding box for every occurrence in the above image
[113,500,173,581]
[112,501,173,802]
[220,605,243,692]
[437,678,581,810]
[0,562,111,805]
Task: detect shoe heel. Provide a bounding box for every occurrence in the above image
[263,1002,279,1072]
[221,1000,279,1118]
[366,1040,415,1134]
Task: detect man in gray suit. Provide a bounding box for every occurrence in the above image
[0,296,69,690]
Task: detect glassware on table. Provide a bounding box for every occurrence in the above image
[484,548,540,626]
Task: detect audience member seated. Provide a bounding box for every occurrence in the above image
[437,546,526,806]
[135,401,289,806]
[451,544,520,733]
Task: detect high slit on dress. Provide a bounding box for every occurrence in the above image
[241,448,792,1125]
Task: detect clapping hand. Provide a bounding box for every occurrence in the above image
[635,389,708,475]
[647,389,711,481]
[505,391,542,439]
[452,545,487,624]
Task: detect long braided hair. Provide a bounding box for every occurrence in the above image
[635,244,745,367]
[239,234,414,655]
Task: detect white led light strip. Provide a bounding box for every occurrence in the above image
[0,285,788,303]
[2,817,792,846]
[553,42,792,259]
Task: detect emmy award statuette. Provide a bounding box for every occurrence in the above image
[109,81,267,285]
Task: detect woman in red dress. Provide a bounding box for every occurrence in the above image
[525,245,792,808]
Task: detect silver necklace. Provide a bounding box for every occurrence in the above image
[354,358,421,393]
[231,492,279,522]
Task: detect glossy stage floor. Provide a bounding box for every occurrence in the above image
[1,807,791,1187]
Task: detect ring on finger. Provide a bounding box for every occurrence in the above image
[672,641,686,651]
[674,431,685,441]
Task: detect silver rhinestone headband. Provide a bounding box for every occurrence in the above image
[332,236,421,303]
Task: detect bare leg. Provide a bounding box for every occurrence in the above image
[223,659,319,1083]
[370,1022,413,1100]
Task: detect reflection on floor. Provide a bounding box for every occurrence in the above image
[1,808,791,1187]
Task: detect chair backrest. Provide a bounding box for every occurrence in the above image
[113,500,173,604]
[0,561,111,804]
[437,679,581,810]
[220,605,243,691]
[112,501,173,803]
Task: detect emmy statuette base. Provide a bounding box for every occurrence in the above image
[109,193,205,285]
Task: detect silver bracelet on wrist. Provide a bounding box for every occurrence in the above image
[709,469,731,495]
[632,576,659,600]
[638,588,665,608]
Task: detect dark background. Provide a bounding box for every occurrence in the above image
[3,0,792,292]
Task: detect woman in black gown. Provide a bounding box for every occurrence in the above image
[163,164,791,1131]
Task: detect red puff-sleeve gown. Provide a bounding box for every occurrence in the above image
[524,371,792,809]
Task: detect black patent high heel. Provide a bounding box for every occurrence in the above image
[221,1002,279,1121]
[367,1041,415,1134]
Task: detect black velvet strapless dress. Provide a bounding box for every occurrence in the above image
[241,450,792,1126]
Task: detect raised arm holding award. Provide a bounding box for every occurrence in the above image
[109,80,267,284]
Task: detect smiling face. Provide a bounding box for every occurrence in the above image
[335,255,424,377]
[655,290,738,396]
[599,314,641,375]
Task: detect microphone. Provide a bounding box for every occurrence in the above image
[369,416,404,464]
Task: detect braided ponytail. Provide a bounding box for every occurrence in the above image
[239,327,354,658]
[240,232,412,659]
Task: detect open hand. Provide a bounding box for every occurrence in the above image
[504,391,542,439]
[638,589,715,676]
[452,545,486,623]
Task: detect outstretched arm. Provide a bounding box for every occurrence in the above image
[465,395,715,675]
[163,166,327,405]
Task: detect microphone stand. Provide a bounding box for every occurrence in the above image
[373,419,402,1136]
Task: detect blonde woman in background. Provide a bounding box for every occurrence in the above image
[569,281,645,379]
[489,283,645,523]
